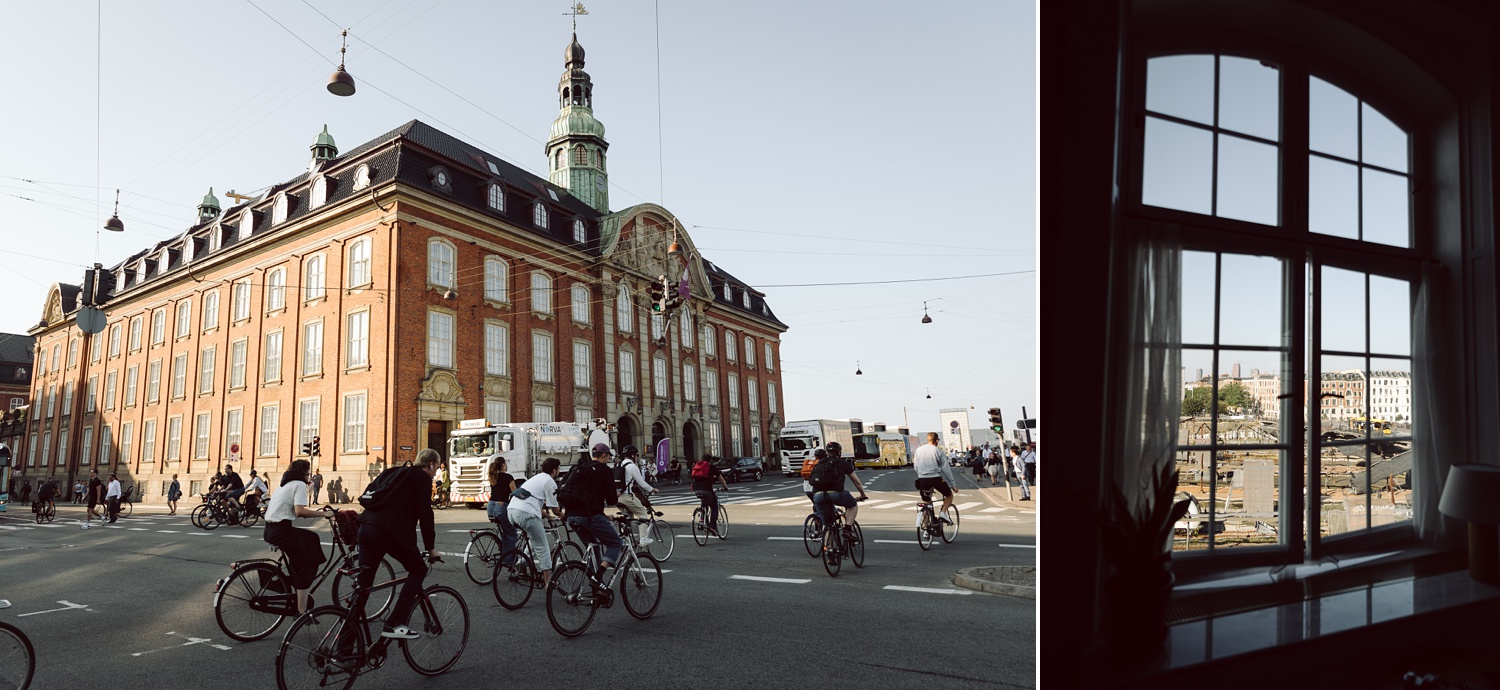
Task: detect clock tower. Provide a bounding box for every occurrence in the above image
[545,32,610,213]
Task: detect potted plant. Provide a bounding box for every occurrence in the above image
[1100,459,1192,663]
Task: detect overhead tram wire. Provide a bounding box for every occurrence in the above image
[690,224,1028,255]
[758,270,1029,288]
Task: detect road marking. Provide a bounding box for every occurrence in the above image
[320,541,334,546]
[105,525,124,529]
[766,537,803,541]
[981,507,1008,513]
[187,532,211,536]
[674,535,697,539]
[446,529,472,533]
[871,501,918,510]
[157,530,180,534]
[128,528,149,531]
[729,575,811,584]
[34,524,61,528]
[18,600,89,617]
[221,534,249,538]
[874,539,919,544]
[955,502,982,511]
[883,586,973,595]
[745,497,805,506]
[998,544,1036,549]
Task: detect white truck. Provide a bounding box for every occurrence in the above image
[777,419,854,477]
[445,418,612,508]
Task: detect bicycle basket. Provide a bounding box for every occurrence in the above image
[333,509,360,546]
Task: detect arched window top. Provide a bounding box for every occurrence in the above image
[616,282,634,333]
[310,176,329,209]
[353,164,371,190]
[575,145,587,165]
[484,256,508,303]
[487,183,505,211]
[272,193,290,225]
[530,271,553,315]
[428,238,456,288]
[533,202,549,228]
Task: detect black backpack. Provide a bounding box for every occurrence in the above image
[809,457,844,492]
[613,460,636,492]
[557,460,599,513]
[359,464,413,510]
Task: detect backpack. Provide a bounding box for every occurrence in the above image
[800,457,820,480]
[557,460,600,514]
[809,457,844,492]
[614,460,634,492]
[691,459,712,480]
[359,464,412,510]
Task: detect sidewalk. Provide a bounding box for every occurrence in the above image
[950,470,1037,598]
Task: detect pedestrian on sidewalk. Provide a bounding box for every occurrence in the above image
[85,470,103,524]
[985,446,1002,485]
[167,474,182,515]
[1011,446,1031,501]
[310,469,324,504]
[73,480,84,504]
[106,473,123,523]
[1022,442,1037,487]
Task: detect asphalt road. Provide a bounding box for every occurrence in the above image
[0,467,1035,689]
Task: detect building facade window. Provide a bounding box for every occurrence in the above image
[531,272,552,314]
[226,409,242,457]
[428,239,455,288]
[725,331,736,361]
[485,322,508,376]
[120,422,133,464]
[620,350,637,393]
[347,311,368,368]
[105,370,117,410]
[176,300,192,337]
[765,343,774,371]
[80,427,93,467]
[344,394,367,452]
[305,255,325,301]
[264,331,283,383]
[195,412,211,459]
[199,346,215,393]
[203,291,220,330]
[348,239,371,286]
[259,405,279,457]
[62,382,73,415]
[428,311,455,368]
[768,381,777,414]
[485,257,508,302]
[485,400,509,425]
[533,202,548,228]
[141,420,156,463]
[166,416,182,461]
[684,363,697,401]
[488,183,505,211]
[745,337,756,367]
[532,332,553,382]
[86,376,97,412]
[299,399,320,450]
[68,339,78,367]
[232,280,250,321]
[171,353,187,398]
[146,361,161,403]
[748,381,758,412]
[302,321,323,376]
[728,373,739,410]
[266,268,286,311]
[27,433,36,467]
[230,340,247,388]
[129,316,142,351]
[311,176,328,208]
[653,356,668,397]
[651,314,664,341]
[704,370,718,406]
[616,284,633,332]
[704,326,715,356]
[109,322,122,357]
[41,432,51,466]
[680,311,693,348]
[573,219,587,243]
[573,341,591,388]
[572,284,590,324]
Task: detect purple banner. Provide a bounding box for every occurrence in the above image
[656,438,670,474]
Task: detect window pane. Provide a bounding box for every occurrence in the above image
[1180,251,1216,344]
[1361,103,1409,173]
[1217,254,1283,347]
[1308,156,1359,240]
[1361,168,1410,248]
[1216,134,1278,226]
[1369,276,1411,356]
[1217,57,1278,141]
[1146,54,1214,125]
[1142,117,1212,215]
[1320,266,1366,353]
[1309,76,1358,160]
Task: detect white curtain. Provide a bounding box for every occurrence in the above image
[1412,262,1462,544]
[1115,222,1182,512]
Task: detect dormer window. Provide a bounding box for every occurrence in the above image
[429,166,452,192]
[208,225,221,253]
[533,202,548,229]
[183,238,196,263]
[353,164,371,191]
[159,249,171,272]
[240,211,254,236]
[573,219,587,244]
[742,291,751,309]
[310,176,328,209]
[487,183,505,212]
[136,262,146,283]
[723,283,732,300]
[272,193,289,225]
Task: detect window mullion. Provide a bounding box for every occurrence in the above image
[1283,61,1311,563]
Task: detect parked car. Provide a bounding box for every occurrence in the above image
[716,457,763,483]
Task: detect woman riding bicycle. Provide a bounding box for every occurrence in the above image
[690,453,730,535]
[487,457,519,560]
[262,459,328,614]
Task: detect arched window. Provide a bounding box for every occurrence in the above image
[744,336,755,366]
[680,310,693,348]
[272,193,289,224]
[533,202,548,228]
[487,183,505,211]
[348,238,371,286]
[575,145,587,165]
[572,283,590,324]
[310,176,328,208]
[266,269,286,311]
[725,330,736,361]
[555,150,563,170]
[485,257,508,302]
[304,255,325,300]
[531,271,552,314]
[353,164,371,190]
[428,239,455,288]
[616,284,634,333]
[573,219,587,244]
[704,325,716,356]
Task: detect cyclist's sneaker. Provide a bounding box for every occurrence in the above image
[640,535,656,545]
[380,625,421,640]
[938,515,953,524]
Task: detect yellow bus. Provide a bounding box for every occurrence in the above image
[852,432,909,468]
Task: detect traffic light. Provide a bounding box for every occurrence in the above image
[648,275,668,313]
[301,441,312,457]
[988,407,1003,432]
[311,436,321,457]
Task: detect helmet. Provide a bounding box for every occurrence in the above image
[621,445,640,458]
[813,448,828,459]
[825,441,842,456]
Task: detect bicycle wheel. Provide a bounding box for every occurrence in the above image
[121,501,133,517]
[551,539,585,566]
[401,585,469,676]
[215,562,291,641]
[941,505,961,543]
[191,504,211,529]
[545,561,598,637]
[491,549,537,610]
[0,622,35,690]
[715,506,729,539]
[823,529,842,577]
[275,605,359,690]
[330,557,397,621]
[646,520,674,562]
[690,508,708,546]
[620,551,663,620]
[803,515,823,558]
[917,509,934,550]
[849,523,865,568]
[240,506,261,528]
[464,531,502,585]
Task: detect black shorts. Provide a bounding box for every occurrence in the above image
[914,477,952,498]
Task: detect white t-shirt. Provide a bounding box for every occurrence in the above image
[248,476,269,494]
[267,480,309,523]
[106,479,122,499]
[508,473,558,519]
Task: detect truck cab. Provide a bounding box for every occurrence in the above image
[446,419,602,508]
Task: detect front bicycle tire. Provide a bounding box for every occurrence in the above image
[621,551,663,620]
[240,507,261,528]
[330,557,397,621]
[0,621,35,690]
[941,505,961,543]
[646,520,674,562]
[690,508,708,546]
[803,515,823,558]
[850,522,865,568]
[121,501,133,518]
[275,605,359,690]
[716,506,730,539]
[552,540,585,566]
[190,504,210,529]
[917,509,934,550]
[215,562,290,641]
[823,530,842,577]
[401,585,469,676]
[545,561,598,638]
[464,531,502,585]
[491,549,537,610]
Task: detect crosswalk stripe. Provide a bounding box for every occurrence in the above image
[187,532,211,536]
[730,575,810,584]
[955,502,982,511]
[871,500,918,510]
[883,586,972,596]
[981,507,1007,513]
[157,530,179,534]
[128,528,148,531]
[221,534,249,538]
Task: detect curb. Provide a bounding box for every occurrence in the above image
[954,565,1036,599]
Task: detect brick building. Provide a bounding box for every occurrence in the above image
[15,33,787,502]
[0,333,35,490]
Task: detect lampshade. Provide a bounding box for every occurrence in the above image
[1439,464,1500,524]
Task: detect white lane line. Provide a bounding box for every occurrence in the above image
[321,542,334,546]
[105,525,124,529]
[981,507,1007,513]
[955,502,982,511]
[659,570,674,574]
[446,530,473,533]
[1017,510,1035,514]
[128,528,149,531]
[871,501,918,510]
[874,539,919,545]
[157,530,180,534]
[883,586,973,596]
[34,524,62,528]
[674,535,697,539]
[729,575,811,584]
[997,544,1036,549]
[766,537,803,541]
[187,532,211,536]
[221,534,250,538]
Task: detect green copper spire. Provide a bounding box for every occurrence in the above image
[310,124,338,161]
[198,187,221,222]
[545,32,609,213]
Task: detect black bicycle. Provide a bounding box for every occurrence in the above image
[0,599,35,689]
[690,490,729,546]
[274,555,469,690]
[544,514,663,637]
[214,510,399,642]
[916,489,960,550]
[30,499,54,525]
[817,497,866,577]
[491,517,586,610]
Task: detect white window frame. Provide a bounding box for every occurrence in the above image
[68,339,78,367]
[129,316,142,351]
[728,373,739,410]
[485,256,508,303]
[428,310,455,369]
[725,331,736,361]
[175,299,192,337]
[266,268,286,312]
[203,291,220,331]
[305,254,325,301]
[344,393,367,452]
[109,322,122,357]
[86,376,97,412]
[684,363,697,401]
[299,398,321,450]
[485,322,508,376]
[616,284,633,333]
[120,422,133,465]
[428,238,456,289]
[573,341,591,388]
[232,280,250,321]
[90,331,102,362]
[487,183,505,211]
[346,311,369,369]
[532,331,554,383]
[765,343,774,372]
[170,354,187,399]
[141,420,156,463]
[620,350,637,394]
[264,331,283,383]
[531,271,552,314]
[485,400,510,425]
[572,283,590,324]
[680,311,693,348]
[653,356,668,397]
[147,360,161,403]
[226,408,243,456]
[105,370,117,410]
[195,412,211,459]
[749,380,759,412]
[533,403,554,423]
[259,404,280,457]
[704,325,716,356]
[348,239,371,287]
[311,176,328,208]
[303,320,324,376]
[199,346,216,394]
[573,219,587,243]
[151,308,167,345]
[533,202,548,228]
[167,416,182,462]
[272,193,289,224]
[745,337,756,367]
[80,427,93,467]
[230,339,247,389]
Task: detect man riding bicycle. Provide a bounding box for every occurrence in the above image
[809,442,868,534]
[222,464,247,508]
[913,432,959,522]
[562,444,625,581]
[691,453,731,535]
[351,449,442,641]
[33,478,59,514]
[614,445,661,546]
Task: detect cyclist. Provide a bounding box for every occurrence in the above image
[263,459,328,614]
[913,432,959,522]
[33,478,59,515]
[507,457,563,587]
[690,453,730,536]
[809,442,868,536]
[244,469,269,515]
[222,464,247,509]
[614,445,660,546]
[352,449,442,641]
[563,444,623,581]
[487,457,519,559]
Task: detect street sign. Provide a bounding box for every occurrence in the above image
[76,306,106,335]
[1016,419,1037,429]
[949,420,959,428]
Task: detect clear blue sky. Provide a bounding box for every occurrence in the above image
[0,1,1036,438]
